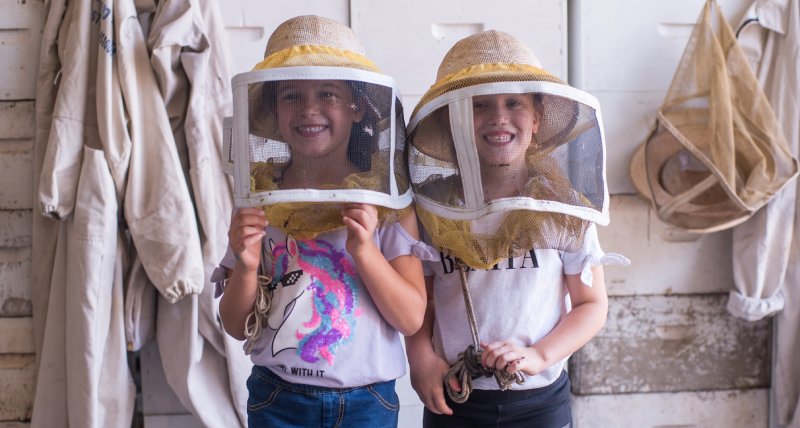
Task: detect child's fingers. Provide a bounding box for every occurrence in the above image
[506,356,526,373]
[235,210,267,228]
[342,216,367,237]
[242,230,266,246]
[430,388,453,416]
[231,209,266,229]
[342,207,371,226]
[446,374,461,392]
[342,204,377,225]
[481,341,523,370]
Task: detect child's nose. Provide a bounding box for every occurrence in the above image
[488,105,509,125]
[299,96,321,115]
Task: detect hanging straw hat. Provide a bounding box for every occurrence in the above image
[628,0,798,233]
[248,15,392,141]
[630,125,730,206]
[410,30,583,161]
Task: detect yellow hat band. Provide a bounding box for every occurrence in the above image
[252,45,382,73]
[415,63,563,116]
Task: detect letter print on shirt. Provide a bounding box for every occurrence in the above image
[268,236,362,365]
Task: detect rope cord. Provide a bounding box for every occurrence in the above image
[243,274,274,355]
[443,261,526,403]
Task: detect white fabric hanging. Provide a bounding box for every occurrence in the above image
[30,0,65,368]
[64,147,136,426]
[32,0,211,424]
[733,0,800,426]
[145,0,249,424]
[32,0,137,425]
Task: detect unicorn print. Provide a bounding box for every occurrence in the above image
[268,236,361,365]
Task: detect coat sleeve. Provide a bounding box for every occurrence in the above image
[113,8,205,303]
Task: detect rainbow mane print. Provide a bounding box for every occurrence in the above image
[268,236,361,365]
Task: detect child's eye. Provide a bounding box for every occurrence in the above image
[320,91,340,100]
[507,99,523,108]
[473,102,487,110]
[279,92,299,102]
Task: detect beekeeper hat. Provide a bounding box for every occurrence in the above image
[248,15,392,142]
[628,0,798,233]
[407,30,608,268]
[227,15,411,238]
[412,31,584,160]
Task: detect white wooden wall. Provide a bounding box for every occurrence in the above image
[0,1,775,427]
[0,0,42,424]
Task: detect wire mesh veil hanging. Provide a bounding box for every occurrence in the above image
[629,0,798,232]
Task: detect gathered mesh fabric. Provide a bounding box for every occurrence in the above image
[635,0,797,232]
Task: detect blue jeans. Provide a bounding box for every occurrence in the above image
[246,365,399,427]
[423,370,572,428]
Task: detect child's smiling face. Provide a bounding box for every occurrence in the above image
[472,93,540,168]
[276,80,365,162]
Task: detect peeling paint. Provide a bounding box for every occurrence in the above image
[1,298,31,317]
[570,294,771,394]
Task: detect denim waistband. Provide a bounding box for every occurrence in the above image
[252,365,396,395]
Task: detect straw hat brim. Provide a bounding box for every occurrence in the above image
[629,141,652,202]
[630,125,733,208]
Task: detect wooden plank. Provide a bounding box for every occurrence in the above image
[570,294,770,394]
[221,0,349,74]
[0,102,35,141]
[352,0,567,96]
[0,317,33,354]
[0,256,31,317]
[0,0,44,100]
[572,389,768,428]
[0,211,31,248]
[0,152,33,210]
[599,195,734,296]
[0,354,35,421]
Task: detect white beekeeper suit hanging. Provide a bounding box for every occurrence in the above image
[734,1,800,427]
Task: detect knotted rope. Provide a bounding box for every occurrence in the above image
[243,273,273,355]
[443,261,525,403]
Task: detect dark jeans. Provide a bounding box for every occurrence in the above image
[423,370,572,428]
[246,365,399,427]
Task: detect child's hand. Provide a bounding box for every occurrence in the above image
[228,208,267,272]
[480,340,547,377]
[342,203,378,256]
[409,352,456,415]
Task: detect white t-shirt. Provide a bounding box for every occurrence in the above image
[424,223,607,390]
[216,222,420,388]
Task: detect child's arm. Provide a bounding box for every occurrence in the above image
[481,266,608,376]
[405,277,457,415]
[342,204,426,336]
[218,208,267,340]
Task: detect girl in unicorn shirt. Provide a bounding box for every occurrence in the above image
[213,15,425,428]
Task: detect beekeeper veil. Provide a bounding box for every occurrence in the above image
[224,15,411,238]
[408,30,609,269]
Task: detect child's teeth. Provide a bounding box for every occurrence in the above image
[487,135,511,143]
